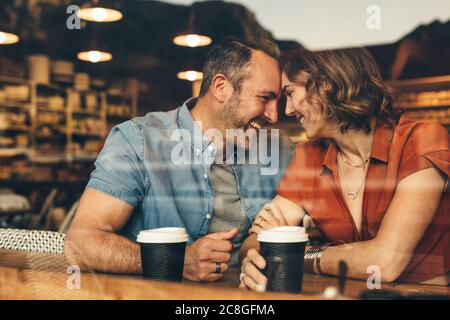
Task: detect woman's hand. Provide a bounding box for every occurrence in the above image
[249,203,288,235]
[239,248,268,292]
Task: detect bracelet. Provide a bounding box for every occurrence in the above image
[304,246,327,275]
[314,246,326,275]
[303,246,320,273]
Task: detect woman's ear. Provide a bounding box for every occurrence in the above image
[210,73,233,103]
[320,81,332,92]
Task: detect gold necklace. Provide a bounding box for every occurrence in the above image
[338,152,369,168]
[337,156,367,200]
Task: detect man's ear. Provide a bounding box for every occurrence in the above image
[210,73,233,103]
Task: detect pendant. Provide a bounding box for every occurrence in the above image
[347,192,357,200]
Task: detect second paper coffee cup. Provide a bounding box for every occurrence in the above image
[137,227,188,282]
[257,226,309,293]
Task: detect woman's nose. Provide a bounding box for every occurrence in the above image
[285,101,295,117]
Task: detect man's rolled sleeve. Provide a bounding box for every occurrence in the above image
[86,120,148,207]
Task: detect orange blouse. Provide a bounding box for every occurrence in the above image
[276,115,449,283]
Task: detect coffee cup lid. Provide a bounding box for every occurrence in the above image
[257,226,309,243]
[137,227,188,243]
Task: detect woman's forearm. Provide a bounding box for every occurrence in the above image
[239,233,260,264]
[319,239,406,282]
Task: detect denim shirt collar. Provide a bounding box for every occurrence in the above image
[177,97,211,152]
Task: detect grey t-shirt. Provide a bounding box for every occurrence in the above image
[208,164,249,267]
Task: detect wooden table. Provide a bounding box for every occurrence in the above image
[0,250,448,300]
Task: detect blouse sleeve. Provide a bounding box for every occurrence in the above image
[398,122,450,182]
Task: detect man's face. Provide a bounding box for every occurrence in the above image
[218,50,281,147]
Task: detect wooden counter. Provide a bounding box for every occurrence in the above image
[0,250,448,300]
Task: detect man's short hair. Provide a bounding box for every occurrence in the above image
[199,37,280,97]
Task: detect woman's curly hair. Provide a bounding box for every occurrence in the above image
[282,47,403,133]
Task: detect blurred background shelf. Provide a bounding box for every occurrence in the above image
[0,77,137,164]
[0,102,31,110]
[398,102,450,109]
[0,126,30,132]
[387,75,450,128]
[386,75,450,93]
[0,148,30,158]
[72,110,101,117]
[36,107,66,113]
[29,153,68,164]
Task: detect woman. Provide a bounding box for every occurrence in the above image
[239,47,449,290]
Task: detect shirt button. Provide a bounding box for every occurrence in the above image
[205,213,212,219]
[195,149,201,156]
[203,173,208,179]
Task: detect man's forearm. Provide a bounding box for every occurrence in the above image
[65,228,142,274]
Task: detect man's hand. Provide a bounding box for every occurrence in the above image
[183,228,238,281]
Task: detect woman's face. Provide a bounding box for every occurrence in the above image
[282,72,332,140]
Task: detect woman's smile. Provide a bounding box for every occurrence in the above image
[295,113,305,125]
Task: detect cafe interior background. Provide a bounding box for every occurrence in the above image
[0,0,449,232]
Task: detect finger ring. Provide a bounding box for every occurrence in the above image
[214,262,222,274]
[239,271,246,283]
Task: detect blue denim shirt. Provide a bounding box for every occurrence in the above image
[86,98,294,245]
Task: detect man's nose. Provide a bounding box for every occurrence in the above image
[264,101,279,124]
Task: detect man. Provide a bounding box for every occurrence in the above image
[65,38,294,282]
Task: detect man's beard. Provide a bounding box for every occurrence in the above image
[218,91,246,131]
[218,92,259,151]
